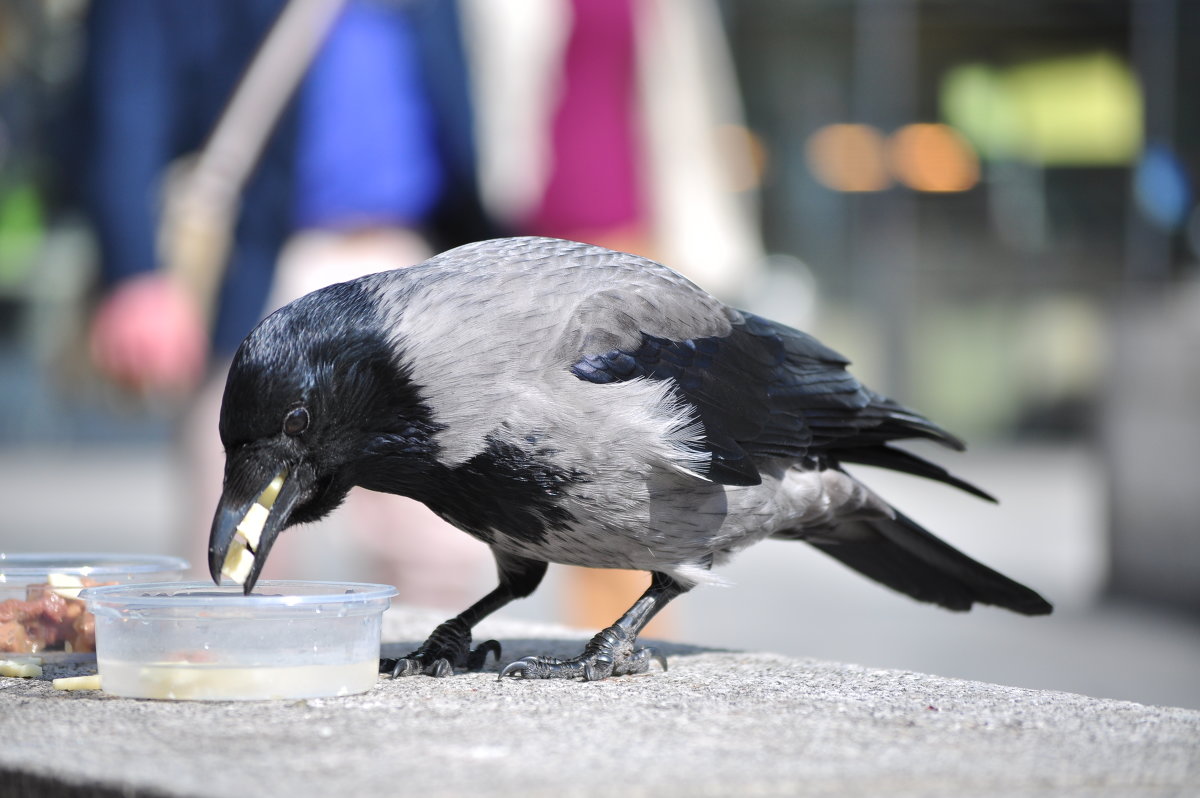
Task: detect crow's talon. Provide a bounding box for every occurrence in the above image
[380,618,498,678]
[584,651,613,682]
[497,657,536,680]
[467,639,502,670]
[380,656,425,678]
[633,647,669,674]
[610,646,668,676]
[496,625,668,682]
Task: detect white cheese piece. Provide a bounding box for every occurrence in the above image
[0,659,43,678]
[221,537,255,584]
[259,471,286,509]
[237,502,270,550]
[53,674,102,691]
[47,572,85,598]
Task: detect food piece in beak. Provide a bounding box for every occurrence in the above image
[219,470,287,585]
[256,470,286,513]
[221,541,255,585]
[238,503,270,550]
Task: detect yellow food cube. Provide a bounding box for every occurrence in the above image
[221,538,255,584]
[259,471,286,509]
[237,502,271,549]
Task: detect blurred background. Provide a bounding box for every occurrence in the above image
[1,0,1197,708]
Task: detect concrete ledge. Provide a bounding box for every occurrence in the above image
[2,608,1197,798]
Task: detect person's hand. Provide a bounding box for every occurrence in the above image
[88,272,208,397]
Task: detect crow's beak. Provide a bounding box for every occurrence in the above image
[208,467,293,594]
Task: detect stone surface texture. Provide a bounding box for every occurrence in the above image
[1,608,1197,798]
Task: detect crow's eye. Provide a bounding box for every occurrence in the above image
[283,406,310,437]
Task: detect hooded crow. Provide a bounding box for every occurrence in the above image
[209,236,1051,681]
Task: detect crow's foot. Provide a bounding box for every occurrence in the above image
[497,624,667,681]
[380,617,501,678]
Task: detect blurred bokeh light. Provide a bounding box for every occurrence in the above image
[886,123,980,193]
[804,122,891,192]
[942,52,1142,166]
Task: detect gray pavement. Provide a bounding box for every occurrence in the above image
[2,607,1199,798]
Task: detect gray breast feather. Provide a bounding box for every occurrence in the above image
[363,237,737,466]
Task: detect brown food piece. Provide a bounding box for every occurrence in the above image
[72,610,96,653]
[0,579,109,654]
[0,608,33,652]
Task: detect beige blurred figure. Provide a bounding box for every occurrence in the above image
[461,0,764,635]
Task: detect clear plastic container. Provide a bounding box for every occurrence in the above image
[81,581,397,700]
[0,553,188,654]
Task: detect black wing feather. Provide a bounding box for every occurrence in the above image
[571,309,972,491]
[837,445,995,502]
[573,331,770,485]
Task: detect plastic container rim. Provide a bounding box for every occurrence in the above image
[0,553,189,579]
[80,580,399,609]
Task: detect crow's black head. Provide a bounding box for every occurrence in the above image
[208,280,439,593]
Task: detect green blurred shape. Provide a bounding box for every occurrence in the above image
[942,52,1142,166]
[0,182,44,287]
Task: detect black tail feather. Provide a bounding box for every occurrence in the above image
[836,445,996,503]
[800,511,1052,616]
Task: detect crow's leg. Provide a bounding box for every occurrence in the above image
[498,571,688,681]
[381,551,547,678]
